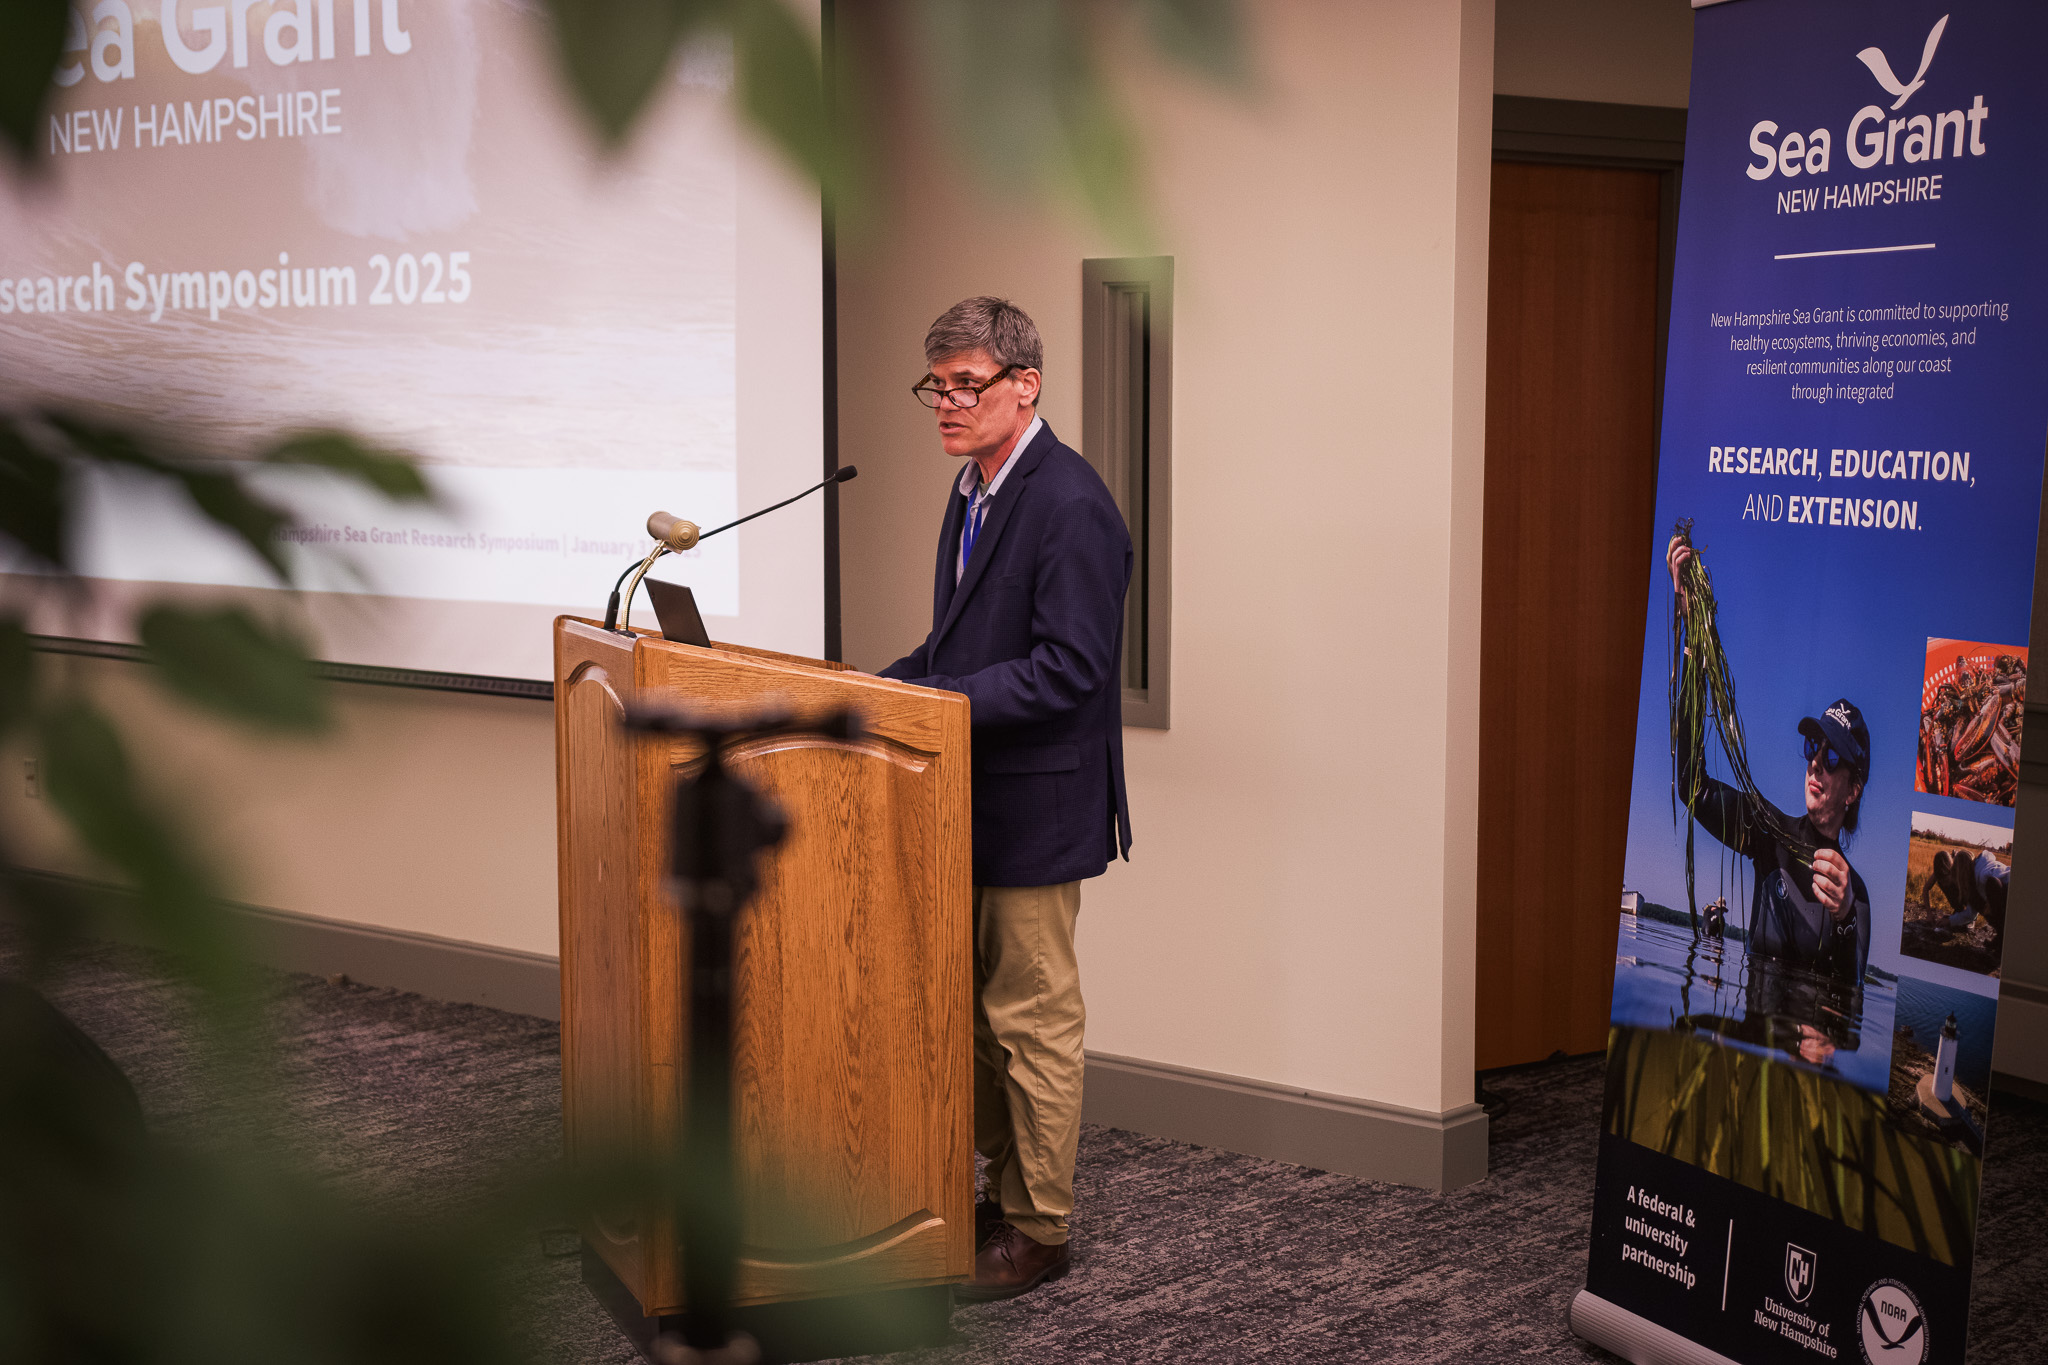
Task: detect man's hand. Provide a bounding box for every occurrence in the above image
[1813,849,1855,921]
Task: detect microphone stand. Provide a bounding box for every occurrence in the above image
[606,544,668,635]
[603,468,857,635]
[620,701,863,1364]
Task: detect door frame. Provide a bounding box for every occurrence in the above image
[1492,96,1685,465]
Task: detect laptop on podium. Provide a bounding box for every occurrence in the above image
[644,578,711,648]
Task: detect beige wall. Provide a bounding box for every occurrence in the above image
[1496,0,1693,108]
[838,0,1496,1117]
[7,655,561,958]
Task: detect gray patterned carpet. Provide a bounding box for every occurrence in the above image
[10,943,2045,1363]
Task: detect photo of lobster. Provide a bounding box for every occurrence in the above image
[1916,640,2027,808]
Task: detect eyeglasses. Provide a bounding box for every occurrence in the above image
[1803,734,1849,773]
[912,365,1015,410]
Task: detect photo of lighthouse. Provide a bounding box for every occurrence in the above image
[1885,973,1996,1156]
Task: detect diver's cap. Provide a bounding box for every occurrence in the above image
[1799,698,1870,778]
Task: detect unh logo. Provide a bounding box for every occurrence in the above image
[1785,1243,1818,1304]
[1857,15,1948,110]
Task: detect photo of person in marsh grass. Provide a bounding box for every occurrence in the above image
[1902,811,2010,977]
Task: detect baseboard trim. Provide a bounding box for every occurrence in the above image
[229,904,563,1020]
[49,880,1490,1189]
[31,871,566,1021]
[1081,1050,1489,1192]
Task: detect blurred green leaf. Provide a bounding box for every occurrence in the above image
[175,469,295,581]
[41,410,166,474]
[1139,0,1251,85]
[0,616,30,738]
[539,0,842,208]
[138,605,330,734]
[735,0,830,189]
[912,0,1153,244]
[0,0,66,165]
[1057,62,1148,246]
[0,863,116,966]
[0,418,68,568]
[47,415,296,582]
[265,430,432,503]
[0,1012,518,1365]
[540,0,701,147]
[36,699,239,986]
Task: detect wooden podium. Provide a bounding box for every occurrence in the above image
[552,617,973,1329]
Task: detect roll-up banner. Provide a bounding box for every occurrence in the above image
[1572,3,2045,1363]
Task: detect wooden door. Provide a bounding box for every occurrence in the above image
[1475,162,1662,1070]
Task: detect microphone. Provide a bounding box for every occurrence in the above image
[603,466,859,632]
[648,511,701,552]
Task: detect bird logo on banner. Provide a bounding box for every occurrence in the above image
[1857,1280,1928,1363]
[1857,15,1949,110]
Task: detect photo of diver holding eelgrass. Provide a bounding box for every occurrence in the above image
[1602,519,1989,1270]
[1666,532,1873,984]
[1608,520,1897,1095]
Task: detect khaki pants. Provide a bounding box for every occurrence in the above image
[973,881,1085,1246]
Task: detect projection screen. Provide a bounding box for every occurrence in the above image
[0,0,825,681]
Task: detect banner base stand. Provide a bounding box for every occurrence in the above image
[1568,1291,1742,1365]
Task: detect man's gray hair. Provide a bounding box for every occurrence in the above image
[924,296,1044,375]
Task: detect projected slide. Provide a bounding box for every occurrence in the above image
[0,1,824,678]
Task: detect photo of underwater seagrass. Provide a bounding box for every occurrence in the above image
[1916,639,2027,808]
[1901,811,2011,978]
[1885,974,1997,1158]
[1605,519,1982,1270]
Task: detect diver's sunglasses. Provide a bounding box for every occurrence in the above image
[1803,734,1849,773]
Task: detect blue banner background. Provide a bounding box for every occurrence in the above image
[1620,0,2046,1003]
[1586,2,2048,1361]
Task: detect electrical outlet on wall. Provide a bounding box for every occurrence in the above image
[22,758,39,800]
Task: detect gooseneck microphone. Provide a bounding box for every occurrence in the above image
[602,466,858,633]
[648,510,701,553]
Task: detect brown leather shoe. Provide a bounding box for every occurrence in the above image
[955,1221,1070,1302]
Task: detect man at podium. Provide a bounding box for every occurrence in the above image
[879,297,1134,1301]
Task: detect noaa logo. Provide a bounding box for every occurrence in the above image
[1784,1244,1818,1304]
[1858,15,1948,110]
[1859,1279,1927,1363]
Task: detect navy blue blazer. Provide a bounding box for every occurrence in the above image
[878,422,1134,886]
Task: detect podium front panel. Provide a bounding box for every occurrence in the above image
[554,619,972,1312]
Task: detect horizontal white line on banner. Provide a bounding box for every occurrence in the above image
[1774,243,1937,260]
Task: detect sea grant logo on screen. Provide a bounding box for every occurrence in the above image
[58,1,417,85]
[47,1,419,159]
